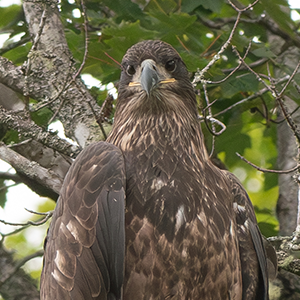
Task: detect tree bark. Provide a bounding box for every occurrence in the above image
[0,0,105,148]
[276,97,299,236]
[268,23,300,299]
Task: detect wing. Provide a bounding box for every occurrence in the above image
[40,142,126,300]
[225,171,276,300]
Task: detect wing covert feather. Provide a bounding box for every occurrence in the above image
[40,142,126,300]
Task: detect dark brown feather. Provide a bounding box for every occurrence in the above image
[40,142,126,299]
[40,40,276,300]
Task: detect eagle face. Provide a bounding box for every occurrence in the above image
[40,40,276,300]
[117,40,197,118]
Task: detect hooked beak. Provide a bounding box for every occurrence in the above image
[140,59,159,95]
[129,59,175,95]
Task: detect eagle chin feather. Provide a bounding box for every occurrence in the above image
[40,40,276,300]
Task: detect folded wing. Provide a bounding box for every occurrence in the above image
[225,171,277,300]
[40,142,126,300]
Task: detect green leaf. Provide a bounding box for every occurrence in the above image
[259,0,294,36]
[3,42,31,65]
[3,129,19,145]
[84,21,156,83]
[252,47,276,58]
[100,0,144,22]
[145,0,177,14]
[65,29,85,64]
[181,0,223,13]
[30,107,53,128]
[215,125,252,168]
[0,4,23,31]
[252,187,279,236]
[147,11,197,33]
[257,221,278,237]
[181,52,207,72]
[220,73,259,98]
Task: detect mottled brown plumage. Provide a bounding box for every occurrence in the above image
[40,40,276,299]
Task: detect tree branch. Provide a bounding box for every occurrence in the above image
[0,106,79,158]
[0,57,25,94]
[268,235,300,277]
[0,143,63,196]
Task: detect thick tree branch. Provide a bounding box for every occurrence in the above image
[0,57,25,94]
[0,106,79,158]
[269,236,300,276]
[0,143,63,196]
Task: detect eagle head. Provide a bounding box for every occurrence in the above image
[116,40,197,119]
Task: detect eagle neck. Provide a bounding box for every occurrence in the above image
[107,111,209,164]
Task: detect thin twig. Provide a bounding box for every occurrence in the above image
[0,36,31,56]
[0,182,19,192]
[200,114,227,136]
[277,97,300,144]
[201,33,222,57]
[208,63,242,85]
[222,57,268,74]
[88,55,113,65]
[176,35,190,52]
[25,208,52,216]
[0,172,21,183]
[232,45,273,94]
[273,62,300,144]
[7,138,33,148]
[276,106,300,124]
[88,101,107,140]
[208,40,252,84]
[104,52,122,67]
[213,76,290,117]
[201,98,219,112]
[0,226,29,240]
[278,61,300,97]
[47,92,67,125]
[251,97,275,125]
[193,10,242,85]
[236,152,299,174]
[98,94,113,120]
[293,80,300,95]
[227,0,259,12]
[0,210,53,227]
[72,0,90,80]
[202,83,215,156]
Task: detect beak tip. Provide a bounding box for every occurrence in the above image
[140,60,159,95]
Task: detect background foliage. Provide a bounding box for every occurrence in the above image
[0,0,299,297]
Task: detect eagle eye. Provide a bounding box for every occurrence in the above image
[165,60,176,72]
[126,65,136,76]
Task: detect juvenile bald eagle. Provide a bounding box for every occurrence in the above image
[40,40,275,299]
